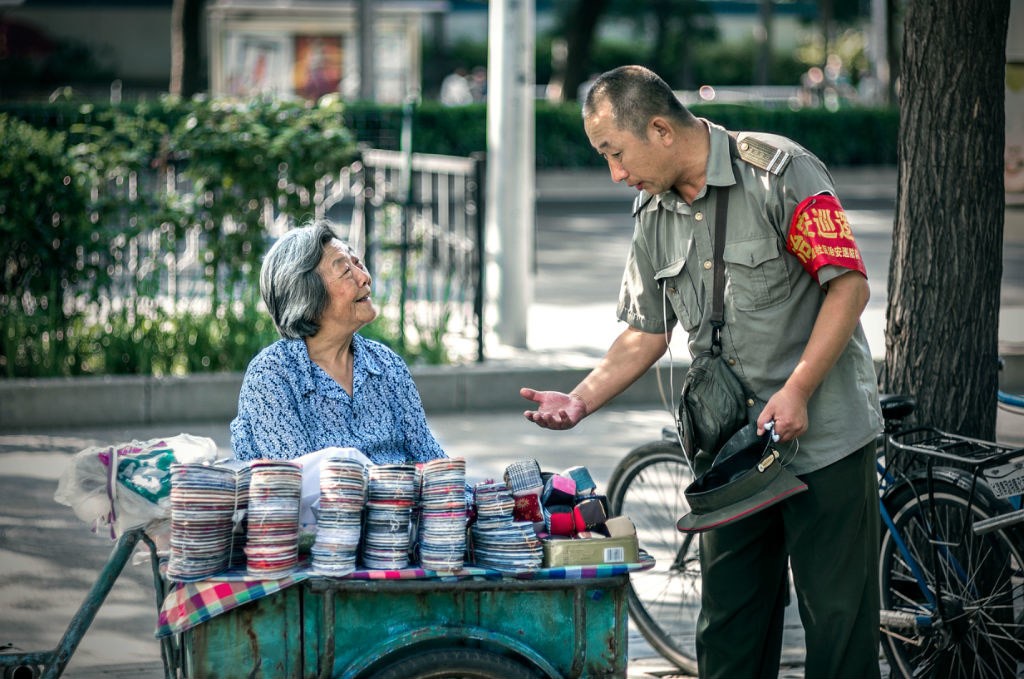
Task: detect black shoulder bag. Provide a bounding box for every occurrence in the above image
[677,157,764,468]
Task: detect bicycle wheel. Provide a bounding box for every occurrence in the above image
[606,439,700,674]
[879,473,1024,679]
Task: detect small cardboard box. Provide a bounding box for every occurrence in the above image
[542,534,639,567]
[603,515,637,539]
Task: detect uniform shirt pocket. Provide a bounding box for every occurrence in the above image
[723,237,792,311]
[655,257,702,332]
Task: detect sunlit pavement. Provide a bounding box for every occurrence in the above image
[3,168,1021,678]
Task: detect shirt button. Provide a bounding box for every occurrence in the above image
[703,260,712,270]
[740,141,749,152]
[728,358,736,366]
[694,211,704,221]
[746,398,755,407]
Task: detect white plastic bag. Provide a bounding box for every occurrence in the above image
[292,446,371,532]
[54,433,219,538]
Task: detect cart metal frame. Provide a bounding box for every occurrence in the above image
[1,527,634,679]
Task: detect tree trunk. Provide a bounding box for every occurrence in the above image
[169,0,205,97]
[881,0,1009,439]
[556,0,609,103]
[819,0,832,64]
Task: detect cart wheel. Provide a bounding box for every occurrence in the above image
[366,648,542,679]
[5,665,42,679]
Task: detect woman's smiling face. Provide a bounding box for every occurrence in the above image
[317,238,377,333]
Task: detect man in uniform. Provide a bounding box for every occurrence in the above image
[520,65,882,678]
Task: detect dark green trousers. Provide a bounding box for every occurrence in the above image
[696,442,881,679]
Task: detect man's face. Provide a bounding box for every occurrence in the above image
[584,99,674,195]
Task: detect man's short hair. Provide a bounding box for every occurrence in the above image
[583,65,695,138]
[260,220,340,339]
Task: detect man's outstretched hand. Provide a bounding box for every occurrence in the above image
[520,387,588,430]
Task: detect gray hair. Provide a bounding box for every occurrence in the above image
[259,220,341,339]
[582,65,697,139]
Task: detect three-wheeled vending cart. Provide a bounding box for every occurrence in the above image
[1,526,654,679]
[168,556,654,678]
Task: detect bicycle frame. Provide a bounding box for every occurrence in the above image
[877,463,943,614]
[876,423,1024,654]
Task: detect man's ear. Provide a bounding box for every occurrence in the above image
[649,117,673,146]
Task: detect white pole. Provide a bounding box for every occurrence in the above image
[869,0,889,105]
[358,0,374,101]
[485,0,535,349]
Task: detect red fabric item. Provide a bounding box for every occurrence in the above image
[549,506,585,537]
[513,491,543,523]
[786,194,867,282]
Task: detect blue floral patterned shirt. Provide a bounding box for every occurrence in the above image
[230,335,448,463]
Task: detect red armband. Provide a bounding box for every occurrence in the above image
[786,194,867,282]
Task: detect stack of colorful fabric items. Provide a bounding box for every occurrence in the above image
[166,462,239,581]
[245,461,302,578]
[469,479,543,572]
[362,464,418,569]
[504,458,545,532]
[541,465,609,539]
[417,457,468,572]
[311,456,367,577]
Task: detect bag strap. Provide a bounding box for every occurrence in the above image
[710,138,740,351]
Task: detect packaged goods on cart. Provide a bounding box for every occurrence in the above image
[496,458,640,568]
[153,451,643,581]
[54,433,219,538]
[529,462,639,567]
[542,515,639,567]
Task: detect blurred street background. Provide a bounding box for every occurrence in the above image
[2,1,1024,677]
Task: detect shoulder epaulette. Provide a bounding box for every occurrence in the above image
[736,136,792,175]
[632,192,656,218]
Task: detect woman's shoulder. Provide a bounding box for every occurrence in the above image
[354,333,399,358]
[353,334,409,372]
[245,339,308,376]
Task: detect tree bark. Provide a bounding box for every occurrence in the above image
[555,0,609,103]
[881,0,1009,439]
[169,0,205,97]
[885,0,900,105]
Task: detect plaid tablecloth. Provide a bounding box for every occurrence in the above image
[156,570,308,638]
[155,554,654,638]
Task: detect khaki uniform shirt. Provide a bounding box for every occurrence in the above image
[618,120,882,475]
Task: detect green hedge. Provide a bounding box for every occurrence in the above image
[3,99,899,169]
[0,97,897,378]
[2,97,363,378]
[350,100,898,168]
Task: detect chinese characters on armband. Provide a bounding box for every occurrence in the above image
[786,194,867,282]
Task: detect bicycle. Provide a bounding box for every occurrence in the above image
[604,427,703,674]
[877,395,1024,677]
[606,393,1024,678]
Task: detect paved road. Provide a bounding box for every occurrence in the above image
[528,168,1024,368]
[20,402,1024,678]
[0,408,689,678]
[2,167,1022,678]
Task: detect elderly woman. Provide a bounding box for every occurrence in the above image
[230,220,448,464]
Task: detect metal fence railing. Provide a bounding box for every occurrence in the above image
[68,147,487,366]
[351,148,486,363]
